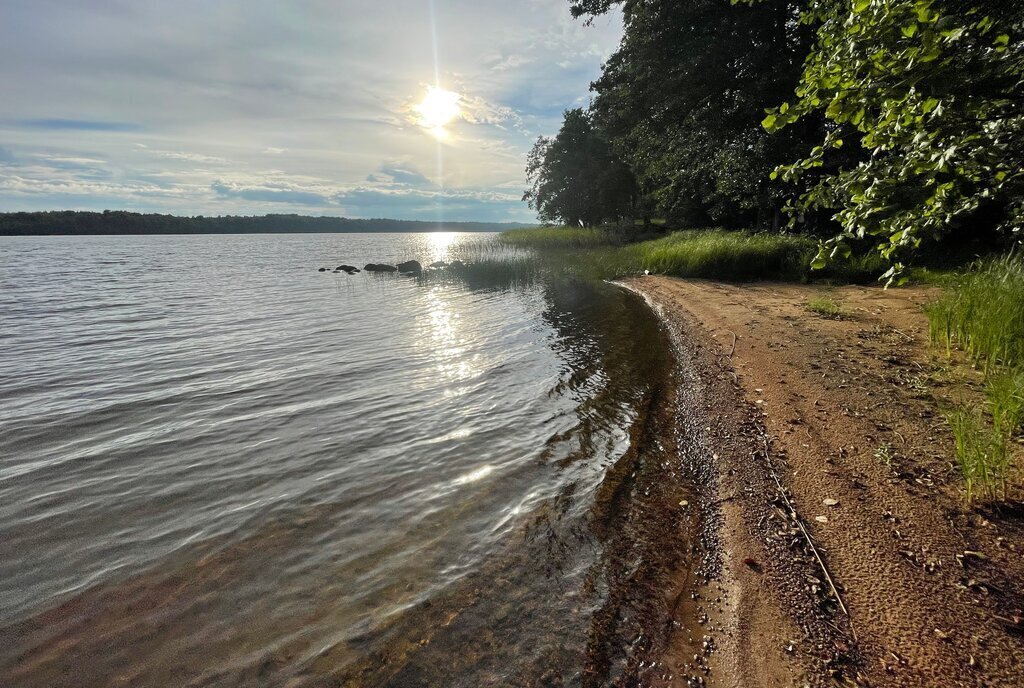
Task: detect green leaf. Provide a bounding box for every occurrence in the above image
[902,23,918,38]
[853,0,870,14]
[761,114,777,130]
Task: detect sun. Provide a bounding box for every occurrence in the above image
[414,86,461,135]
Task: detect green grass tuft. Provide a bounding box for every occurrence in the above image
[946,405,1013,504]
[806,295,843,318]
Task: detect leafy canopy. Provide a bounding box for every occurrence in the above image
[576,0,818,230]
[763,0,1024,281]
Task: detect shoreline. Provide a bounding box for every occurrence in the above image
[620,276,1024,687]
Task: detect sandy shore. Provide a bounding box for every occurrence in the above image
[621,276,1024,688]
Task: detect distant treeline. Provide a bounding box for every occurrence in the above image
[0,211,530,236]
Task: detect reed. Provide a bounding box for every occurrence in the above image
[415,256,541,291]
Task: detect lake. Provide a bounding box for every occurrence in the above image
[0,233,691,687]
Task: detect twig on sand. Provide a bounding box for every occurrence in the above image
[758,432,856,640]
[727,330,737,357]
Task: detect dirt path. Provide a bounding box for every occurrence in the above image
[621,277,1024,688]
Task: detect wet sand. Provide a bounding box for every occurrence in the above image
[623,276,1024,687]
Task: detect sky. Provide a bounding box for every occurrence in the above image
[0,0,622,222]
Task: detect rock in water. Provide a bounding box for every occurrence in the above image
[397,260,422,274]
[336,265,360,274]
[449,260,465,268]
[429,261,447,268]
[318,267,327,272]
[364,263,397,273]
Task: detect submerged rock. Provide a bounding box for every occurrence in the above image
[429,261,448,269]
[336,265,360,274]
[397,260,422,274]
[364,263,397,273]
[318,267,328,272]
[449,260,465,268]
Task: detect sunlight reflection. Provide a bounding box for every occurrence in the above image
[419,286,478,387]
[452,464,494,485]
[428,232,457,261]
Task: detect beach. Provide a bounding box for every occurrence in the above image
[620,276,1024,687]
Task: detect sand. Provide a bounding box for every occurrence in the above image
[621,276,1024,688]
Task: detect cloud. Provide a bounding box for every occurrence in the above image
[38,155,107,167]
[156,150,229,164]
[458,93,524,130]
[15,118,141,132]
[0,0,623,219]
[486,54,534,72]
[372,162,432,187]
[334,185,526,222]
[211,180,330,206]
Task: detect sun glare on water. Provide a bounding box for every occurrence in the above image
[414,86,461,139]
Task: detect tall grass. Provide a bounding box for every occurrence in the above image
[925,256,1024,372]
[498,226,626,249]
[926,255,1024,502]
[500,227,887,283]
[946,407,1010,504]
[624,230,814,280]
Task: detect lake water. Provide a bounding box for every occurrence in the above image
[0,233,688,687]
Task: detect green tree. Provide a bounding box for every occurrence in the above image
[763,0,1024,280]
[523,108,637,226]
[576,0,818,229]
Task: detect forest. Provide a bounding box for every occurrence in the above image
[524,0,1023,276]
[0,211,524,236]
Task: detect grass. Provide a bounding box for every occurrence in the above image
[925,255,1024,373]
[946,406,1012,504]
[925,255,1024,503]
[874,442,894,469]
[500,227,888,283]
[623,230,814,281]
[498,226,627,249]
[806,295,843,318]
